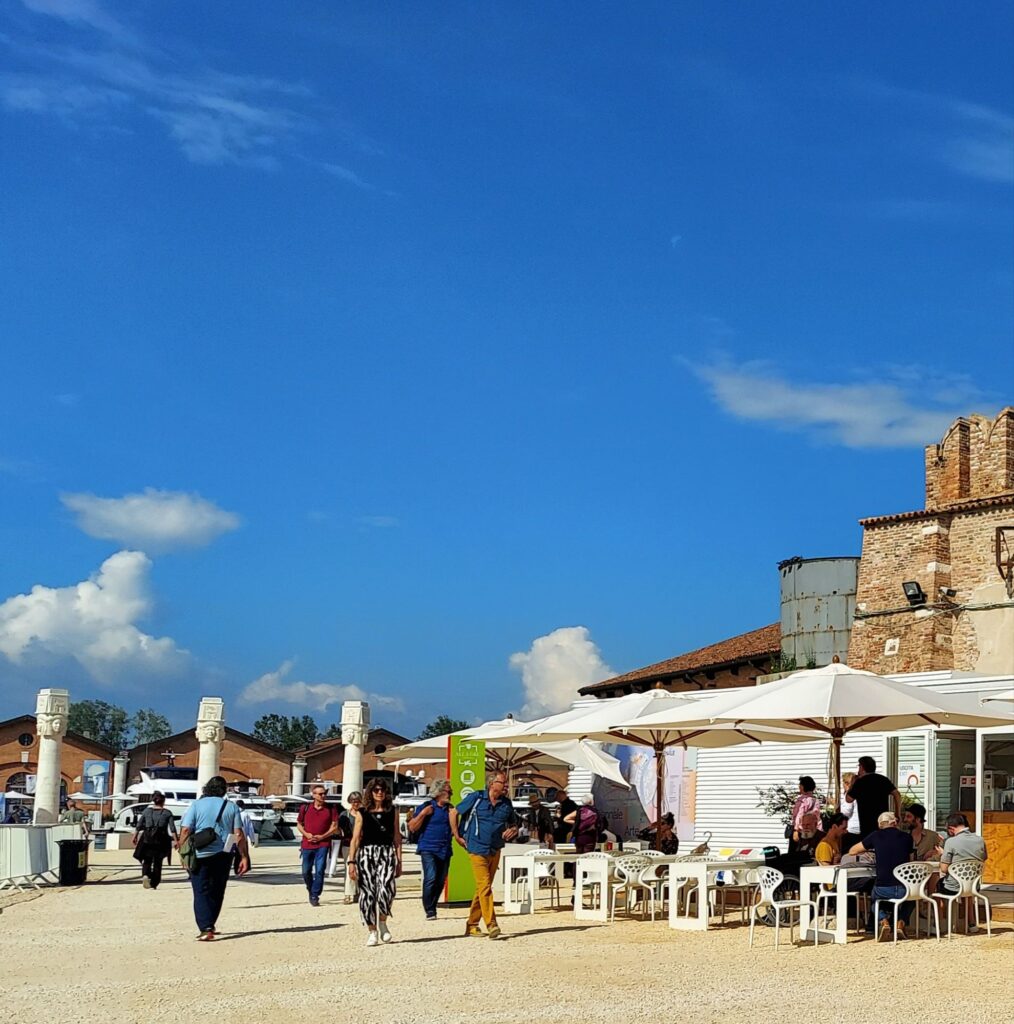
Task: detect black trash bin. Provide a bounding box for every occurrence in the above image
[56,839,89,886]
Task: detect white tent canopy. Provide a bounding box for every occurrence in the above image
[630,660,1014,804]
[386,718,629,788]
[982,689,1014,703]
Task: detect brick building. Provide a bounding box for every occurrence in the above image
[849,408,1014,675]
[0,714,117,805]
[579,623,781,698]
[127,726,294,796]
[298,727,412,788]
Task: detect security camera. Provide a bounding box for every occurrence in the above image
[939,587,957,599]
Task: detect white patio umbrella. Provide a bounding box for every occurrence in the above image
[629,659,1014,806]
[387,717,629,788]
[982,689,1014,703]
[3,791,33,800]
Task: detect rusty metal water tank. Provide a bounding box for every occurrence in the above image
[778,556,859,668]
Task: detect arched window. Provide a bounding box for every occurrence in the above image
[5,771,28,794]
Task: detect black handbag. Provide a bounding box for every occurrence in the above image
[192,798,229,850]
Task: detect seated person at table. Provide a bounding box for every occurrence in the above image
[793,812,824,860]
[934,812,988,895]
[640,812,679,854]
[815,813,849,865]
[902,803,940,861]
[849,811,914,940]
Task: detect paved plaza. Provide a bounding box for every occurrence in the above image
[2,844,1011,1024]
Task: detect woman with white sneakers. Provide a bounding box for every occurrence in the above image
[347,778,402,946]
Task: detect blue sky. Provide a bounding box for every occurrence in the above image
[1,1,1011,739]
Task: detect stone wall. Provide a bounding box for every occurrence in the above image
[925,408,1014,509]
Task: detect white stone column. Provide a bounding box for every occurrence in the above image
[112,755,129,814]
[340,700,370,807]
[33,688,69,825]
[291,758,307,797]
[195,697,225,790]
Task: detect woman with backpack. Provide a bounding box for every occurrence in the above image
[132,791,178,890]
[565,795,605,855]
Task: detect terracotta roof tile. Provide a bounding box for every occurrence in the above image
[859,492,1014,527]
[579,623,781,695]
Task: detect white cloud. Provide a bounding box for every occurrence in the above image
[321,162,375,190]
[239,660,405,713]
[20,0,135,43]
[692,359,982,448]
[61,488,240,551]
[509,626,614,718]
[0,550,187,684]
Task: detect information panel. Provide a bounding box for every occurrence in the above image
[446,735,486,903]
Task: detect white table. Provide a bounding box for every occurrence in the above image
[667,858,766,931]
[502,850,577,915]
[798,863,875,944]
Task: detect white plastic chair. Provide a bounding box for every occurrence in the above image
[748,866,819,950]
[575,852,612,912]
[872,861,940,944]
[517,851,562,910]
[639,851,670,911]
[718,867,760,925]
[935,859,992,938]
[610,855,654,922]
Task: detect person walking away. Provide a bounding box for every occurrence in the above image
[179,776,249,941]
[451,770,519,939]
[407,778,454,920]
[297,785,337,907]
[525,794,556,848]
[845,757,901,842]
[59,798,90,836]
[789,776,822,854]
[348,779,402,946]
[566,795,606,855]
[848,811,914,940]
[133,791,177,890]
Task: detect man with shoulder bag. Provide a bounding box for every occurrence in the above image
[178,777,249,941]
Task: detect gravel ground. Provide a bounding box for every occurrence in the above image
[2,845,1011,1024]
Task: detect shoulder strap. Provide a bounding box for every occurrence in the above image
[215,798,229,825]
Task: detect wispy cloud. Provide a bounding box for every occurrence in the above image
[239,659,405,713]
[61,488,241,551]
[691,357,987,449]
[4,0,372,172]
[863,80,1014,185]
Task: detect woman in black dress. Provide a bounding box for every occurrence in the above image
[347,779,402,946]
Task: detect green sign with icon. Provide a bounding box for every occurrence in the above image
[446,735,486,902]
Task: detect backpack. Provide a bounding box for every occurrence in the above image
[140,808,170,849]
[407,800,435,842]
[574,805,599,837]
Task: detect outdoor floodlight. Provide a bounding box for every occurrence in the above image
[902,581,926,606]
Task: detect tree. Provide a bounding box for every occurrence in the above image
[319,722,342,740]
[130,708,172,747]
[68,700,129,751]
[417,715,471,741]
[252,714,321,752]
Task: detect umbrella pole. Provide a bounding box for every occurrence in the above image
[654,745,665,851]
[830,733,843,809]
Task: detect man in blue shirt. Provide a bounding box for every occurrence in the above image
[848,810,914,941]
[451,771,519,939]
[179,776,249,941]
[407,778,454,920]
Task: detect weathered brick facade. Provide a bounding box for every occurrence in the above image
[849,408,1014,675]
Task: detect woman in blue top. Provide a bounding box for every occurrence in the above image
[407,778,454,920]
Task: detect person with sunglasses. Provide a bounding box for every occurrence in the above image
[347,778,402,946]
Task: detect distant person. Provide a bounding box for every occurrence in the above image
[815,813,849,866]
[133,791,177,890]
[789,776,822,852]
[935,812,988,896]
[840,772,860,844]
[407,778,454,920]
[846,757,901,840]
[59,798,90,835]
[525,794,556,848]
[179,776,249,941]
[348,779,402,946]
[848,810,914,940]
[297,785,338,907]
[339,791,363,901]
[566,795,607,855]
[554,790,577,845]
[451,770,519,939]
[902,803,940,861]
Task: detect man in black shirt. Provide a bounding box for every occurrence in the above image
[845,756,901,840]
[553,790,577,845]
[849,810,914,940]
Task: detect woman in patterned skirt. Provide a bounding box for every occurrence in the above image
[347,778,402,946]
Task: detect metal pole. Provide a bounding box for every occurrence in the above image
[654,745,665,851]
